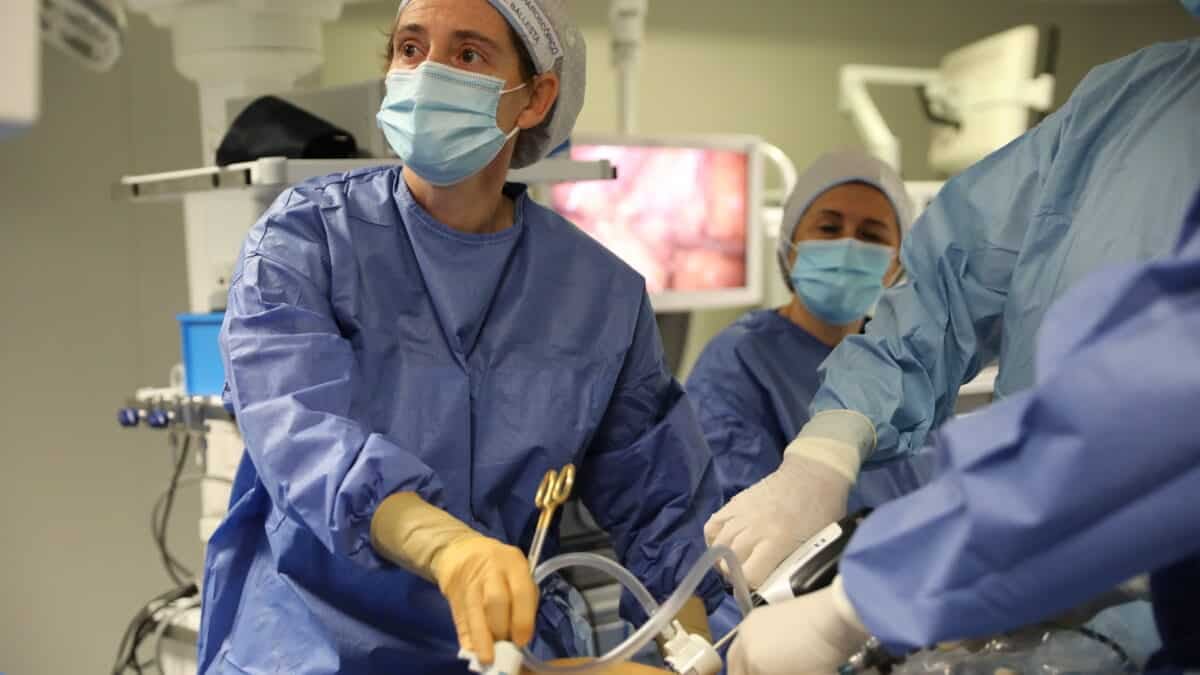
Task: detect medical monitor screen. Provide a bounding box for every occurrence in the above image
[550,137,762,311]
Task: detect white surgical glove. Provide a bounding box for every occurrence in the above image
[727,576,870,675]
[704,410,875,588]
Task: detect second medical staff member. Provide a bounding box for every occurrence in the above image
[706,21,1200,588]
[196,1,723,673]
[687,151,932,513]
[727,187,1200,675]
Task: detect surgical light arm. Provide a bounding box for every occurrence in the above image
[610,0,649,134]
[2,0,39,140]
[838,65,942,173]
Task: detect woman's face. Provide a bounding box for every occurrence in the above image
[789,182,903,283]
[389,0,552,135]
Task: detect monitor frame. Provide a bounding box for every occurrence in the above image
[558,133,764,313]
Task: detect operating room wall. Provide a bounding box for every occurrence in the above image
[0,14,202,675]
[322,0,1198,378]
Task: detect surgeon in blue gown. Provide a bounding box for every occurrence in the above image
[727,184,1200,675]
[687,151,933,515]
[196,2,723,674]
[706,32,1200,589]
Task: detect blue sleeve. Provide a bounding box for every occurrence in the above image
[838,220,1200,649]
[695,408,781,505]
[811,100,1069,457]
[577,292,726,613]
[221,187,447,569]
[686,353,783,503]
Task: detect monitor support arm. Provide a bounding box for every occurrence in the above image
[838,65,942,174]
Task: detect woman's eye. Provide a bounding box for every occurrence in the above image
[461,48,480,64]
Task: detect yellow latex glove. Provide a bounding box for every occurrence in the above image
[371,492,539,664]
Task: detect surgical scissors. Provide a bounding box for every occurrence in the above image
[528,463,575,571]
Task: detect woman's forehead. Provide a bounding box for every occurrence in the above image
[396,0,512,43]
[810,185,897,222]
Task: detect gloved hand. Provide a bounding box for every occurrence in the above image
[704,410,875,588]
[435,535,539,663]
[727,576,870,675]
[371,492,539,664]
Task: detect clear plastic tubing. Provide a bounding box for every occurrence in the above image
[519,545,753,673]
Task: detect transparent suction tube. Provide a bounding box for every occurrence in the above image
[519,546,753,673]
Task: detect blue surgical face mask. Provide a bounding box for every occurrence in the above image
[786,239,894,324]
[1183,0,1200,16]
[377,61,527,187]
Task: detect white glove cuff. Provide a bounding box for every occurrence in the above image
[782,437,859,482]
[783,410,877,482]
[800,409,878,455]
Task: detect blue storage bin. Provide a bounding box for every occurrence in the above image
[178,313,226,396]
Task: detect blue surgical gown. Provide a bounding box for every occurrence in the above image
[814,39,1200,458]
[196,168,725,675]
[686,309,934,511]
[839,187,1200,671]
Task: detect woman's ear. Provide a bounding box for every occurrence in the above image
[517,72,560,130]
